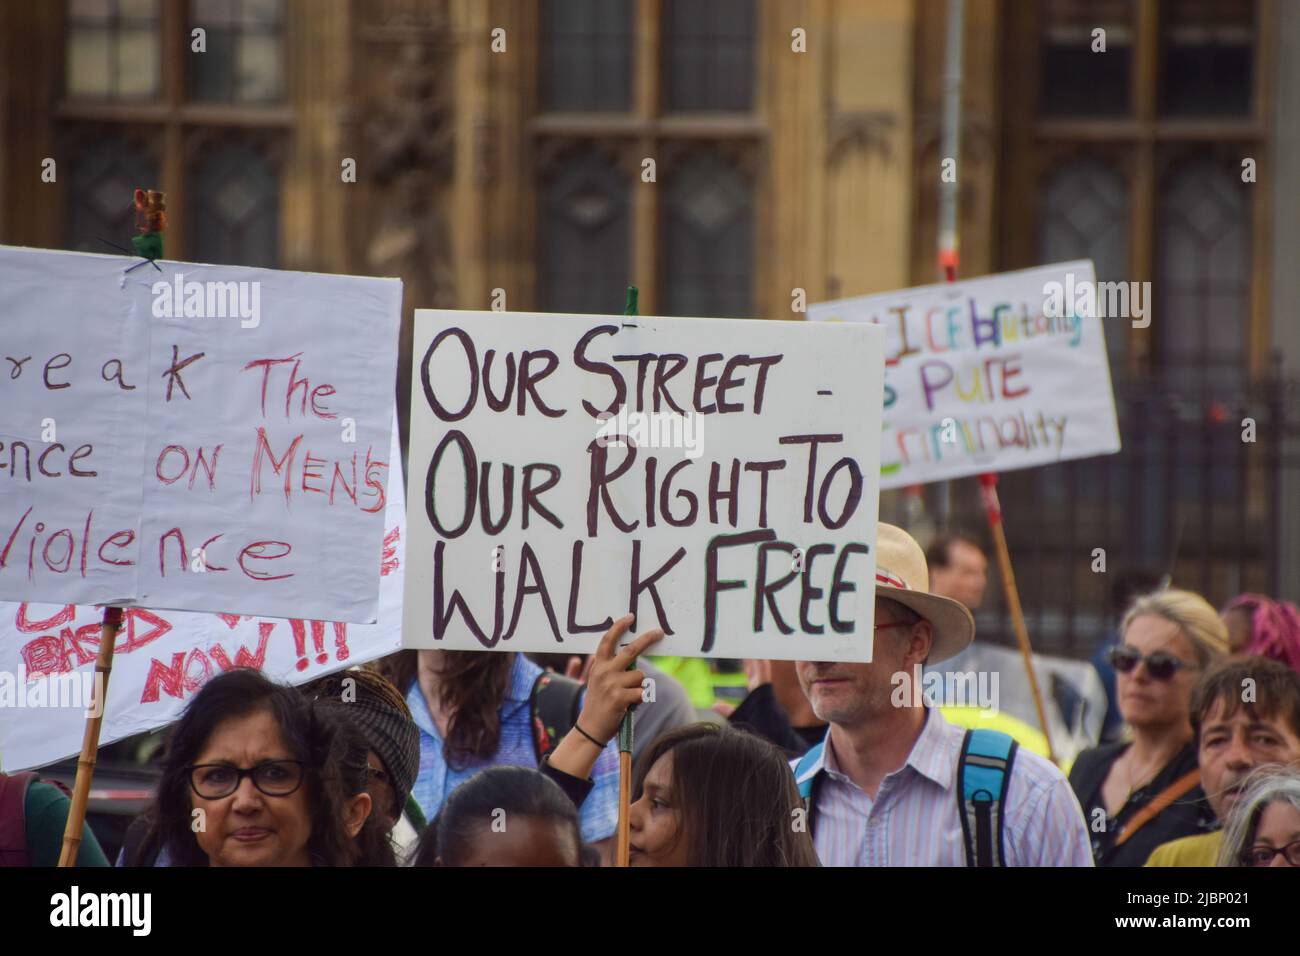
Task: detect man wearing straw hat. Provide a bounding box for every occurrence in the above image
[792,523,1093,866]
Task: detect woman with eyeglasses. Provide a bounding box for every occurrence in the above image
[134,669,392,866]
[1216,766,1300,867]
[1070,589,1228,866]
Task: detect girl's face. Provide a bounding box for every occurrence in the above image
[628,751,691,867]
[188,707,315,867]
[447,816,581,867]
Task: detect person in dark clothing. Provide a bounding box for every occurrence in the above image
[1070,734,1215,867]
[721,659,827,758]
[1071,588,1227,865]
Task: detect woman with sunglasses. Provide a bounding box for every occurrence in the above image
[1216,766,1300,868]
[1070,589,1228,866]
[136,669,390,866]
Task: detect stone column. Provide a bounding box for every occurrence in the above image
[282,0,354,275]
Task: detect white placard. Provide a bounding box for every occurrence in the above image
[404,311,885,663]
[808,261,1121,487]
[0,246,401,623]
[0,429,406,773]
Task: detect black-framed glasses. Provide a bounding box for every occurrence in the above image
[187,760,305,799]
[1242,840,1300,867]
[1108,645,1197,681]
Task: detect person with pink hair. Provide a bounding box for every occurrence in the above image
[1223,594,1300,672]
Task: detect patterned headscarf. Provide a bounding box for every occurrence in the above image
[1224,593,1300,673]
[302,668,421,815]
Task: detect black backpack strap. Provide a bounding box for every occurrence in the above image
[956,728,1020,867]
[529,671,585,762]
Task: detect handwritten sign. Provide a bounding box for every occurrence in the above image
[0,430,406,773]
[807,261,1121,487]
[403,311,885,663]
[0,246,401,622]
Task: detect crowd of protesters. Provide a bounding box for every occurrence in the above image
[4,524,1300,868]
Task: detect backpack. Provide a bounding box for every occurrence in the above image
[795,727,1019,866]
[528,671,585,762]
[0,771,73,867]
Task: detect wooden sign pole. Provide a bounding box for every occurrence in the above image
[978,474,1056,763]
[57,606,122,867]
[932,3,1055,762]
[615,285,639,868]
[59,191,165,866]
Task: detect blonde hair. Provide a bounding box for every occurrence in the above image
[1216,766,1300,867]
[1120,588,1229,668]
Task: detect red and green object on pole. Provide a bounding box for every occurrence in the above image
[59,189,166,866]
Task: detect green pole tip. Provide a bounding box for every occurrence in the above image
[618,707,635,753]
[624,286,639,316]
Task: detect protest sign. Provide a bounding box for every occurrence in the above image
[0,428,406,773]
[0,245,401,622]
[807,260,1121,488]
[403,311,885,663]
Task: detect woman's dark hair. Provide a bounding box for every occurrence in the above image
[632,722,820,867]
[410,765,585,866]
[316,701,397,866]
[1191,656,1300,742]
[149,669,389,866]
[370,649,514,769]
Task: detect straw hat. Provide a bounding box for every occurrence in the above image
[874,523,975,664]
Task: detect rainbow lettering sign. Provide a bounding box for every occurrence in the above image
[808,260,1121,488]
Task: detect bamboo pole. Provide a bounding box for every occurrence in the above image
[616,728,633,868]
[58,192,164,866]
[58,605,123,867]
[978,474,1056,764]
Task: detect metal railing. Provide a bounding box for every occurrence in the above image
[902,359,1300,660]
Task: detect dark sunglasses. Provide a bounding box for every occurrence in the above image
[1107,644,1197,681]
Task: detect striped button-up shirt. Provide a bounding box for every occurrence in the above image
[407,655,620,844]
[793,708,1094,866]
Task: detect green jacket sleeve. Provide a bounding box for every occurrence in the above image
[24,781,111,867]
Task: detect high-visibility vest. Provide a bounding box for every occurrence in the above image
[648,656,748,710]
[940,705,1064,768]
